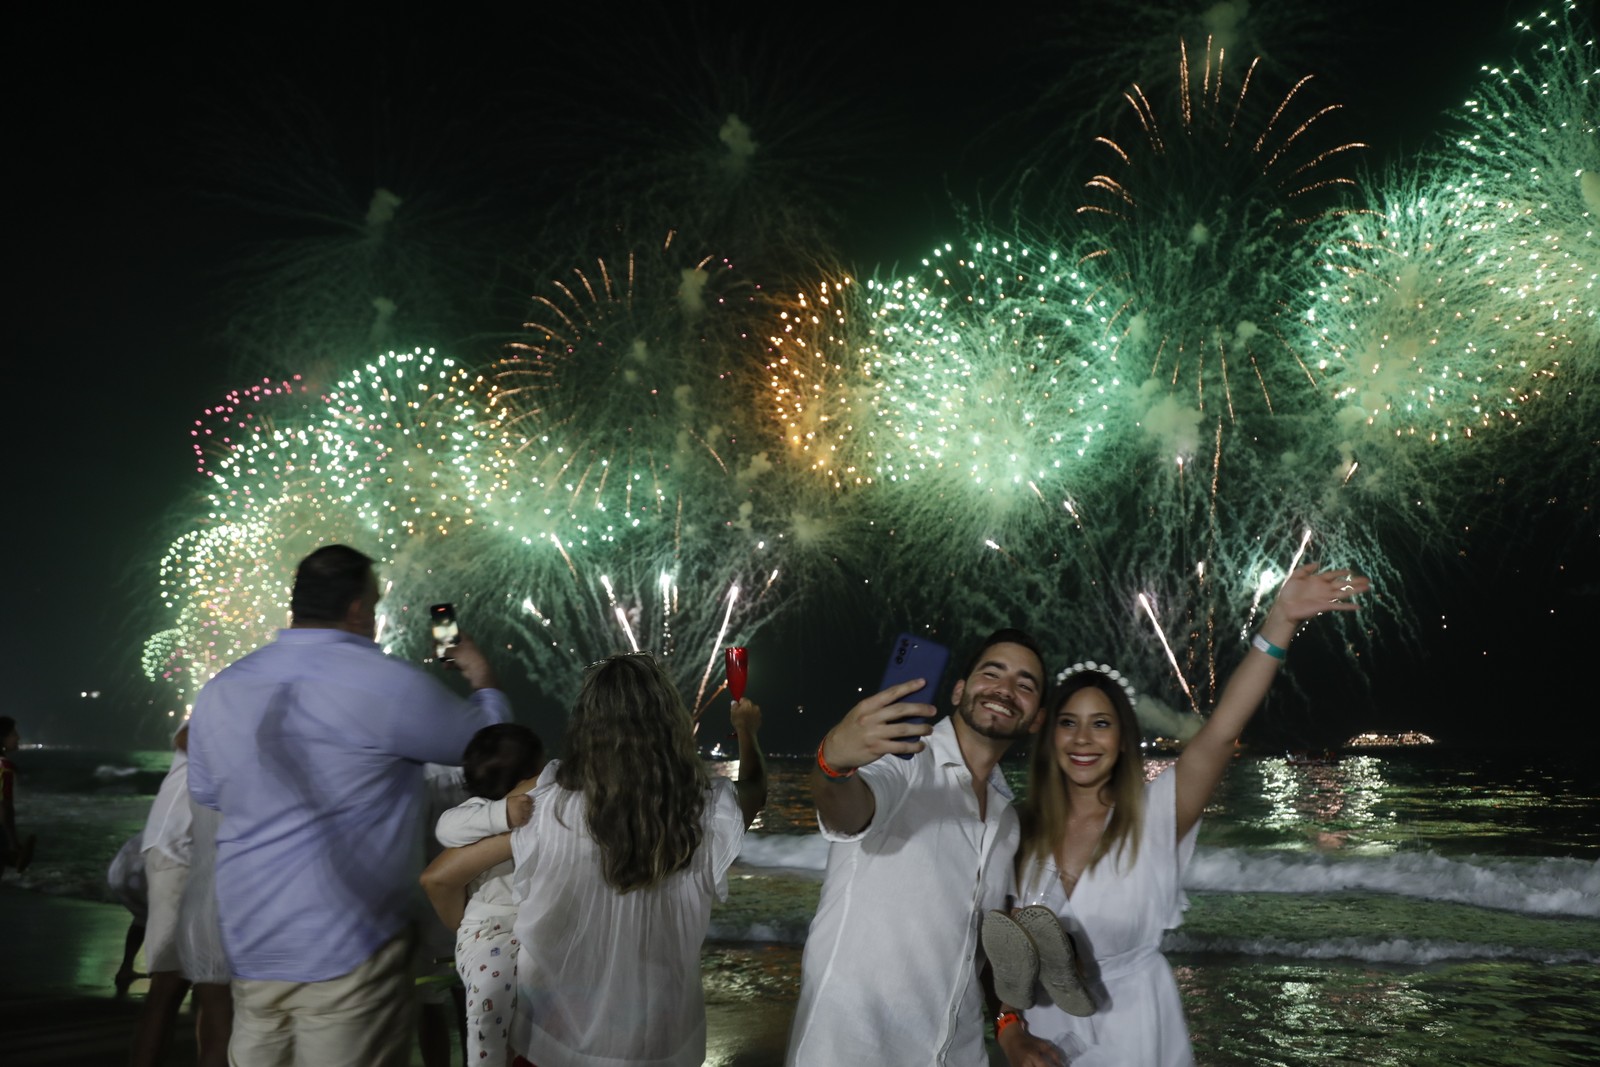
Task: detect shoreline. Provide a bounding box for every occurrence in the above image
[0,884,1024,1066]
[0,883,806,1066]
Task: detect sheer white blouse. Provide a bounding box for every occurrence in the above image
[508,767,744,1067]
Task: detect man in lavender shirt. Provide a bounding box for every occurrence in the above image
[187,544,509,1067]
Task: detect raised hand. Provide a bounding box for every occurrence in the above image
[729,698,768,829]
[442,634,499,691]
[730,697,763,738]
[1267,564,1370,628]
[820,678,936,773]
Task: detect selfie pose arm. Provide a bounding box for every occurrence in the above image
[812,678,935,835]
[1175,564,1369,838]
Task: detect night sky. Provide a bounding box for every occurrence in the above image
[12,1,1595,755]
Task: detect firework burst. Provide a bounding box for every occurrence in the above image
[761,274,874,491]
[1450,2,1598,259]
[1440,1,1599,490]
[1070,39,1366,426]
[847,242,1111,537]
[146,349,517,705]
[1029,0,1357,147]
[1297,167,1573,527]
[490,242,842,710]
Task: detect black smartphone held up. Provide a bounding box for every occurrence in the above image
[879,633,950,759]
[429,603,460,662]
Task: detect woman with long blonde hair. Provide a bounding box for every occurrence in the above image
[990,565,1368,1067]
[421,651,767,1067]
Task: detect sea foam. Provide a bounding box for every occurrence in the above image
[1162,932,1600,966]
[1186,847,1600,918]
[735,834,1600,919]
[737,833,829,871]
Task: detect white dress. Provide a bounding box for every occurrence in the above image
[1019,767,1199,1067]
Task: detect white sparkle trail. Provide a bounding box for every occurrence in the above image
[696,583,742,719]
[1138,591,1201,714]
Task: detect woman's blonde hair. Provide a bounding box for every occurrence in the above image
[1016,669,1146,888]
[556,652,709,893]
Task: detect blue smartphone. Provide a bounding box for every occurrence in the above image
[879,633,950,759]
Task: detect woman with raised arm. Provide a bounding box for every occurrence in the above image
[990,564,1368,1067]
[420,651,766,1067]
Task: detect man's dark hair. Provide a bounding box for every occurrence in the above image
[959,628,1047,686]
[289,545,375,623]
[0,716,15,739]
[461,723,546,800]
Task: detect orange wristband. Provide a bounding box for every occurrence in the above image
[816,738,855,779]
[995,1010,1022,1038]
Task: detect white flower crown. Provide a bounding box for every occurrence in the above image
[1055,660,1140,708]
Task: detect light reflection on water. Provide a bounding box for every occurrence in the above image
[714,749,1600,859]
[1254,755,1392,851]
[701,751,1600,1064]
[1177,956,1600,1066]
[1194,750,1600,859]
[14,747,1596,1065]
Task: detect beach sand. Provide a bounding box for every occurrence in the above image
[0,885,800,1066]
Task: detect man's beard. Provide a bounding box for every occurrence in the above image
[956,690,1033,741]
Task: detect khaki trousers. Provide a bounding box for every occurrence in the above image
[229,931,414,1067]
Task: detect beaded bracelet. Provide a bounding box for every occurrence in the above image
[995,1010,1022,1038]
[816,738,856,779]
[1251,632,1288,660]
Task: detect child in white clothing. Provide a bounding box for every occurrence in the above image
[432,724,545,1067]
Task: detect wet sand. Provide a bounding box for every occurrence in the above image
[1,885,178,1065]
[0,884,798,1066]
[1,885,1016,1065]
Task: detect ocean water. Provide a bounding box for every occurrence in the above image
[10,745,1598,1065]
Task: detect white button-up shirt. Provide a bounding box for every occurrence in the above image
[788,716,1019,1066]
